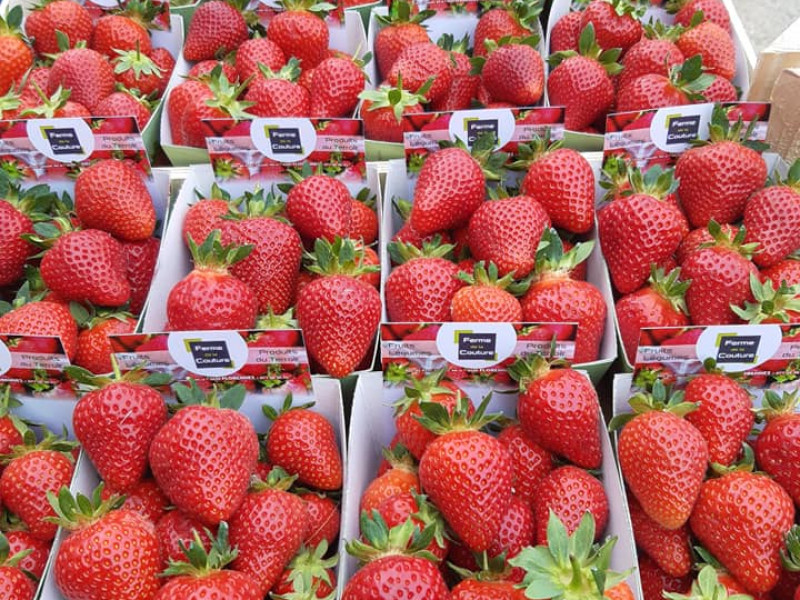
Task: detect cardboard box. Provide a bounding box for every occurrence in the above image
[340,371,641,597]
[545,0,755,151]
[767,68,800,162]
[746,16,800,102]
[160,11,368,166]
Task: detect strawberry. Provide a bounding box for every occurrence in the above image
[182,187,231,246]
[300,492,340,547]
[550,11,582,53]
[388,42,452,104]
[753,390,800,507]
[763,259,800,289]
[5,529,49,583]
[613,380,708,530]
[75,160,156,242]
[450,261,526,322]
[744,161,800,268]
[691,469,795,594]
[25,0,92,55]
[676,223,739,265]
[155,522,262,599]
[221,191,302,315]
[180,70,252,148]
[347,195,377,248]
[510,355,602,469]
[359,83,426,142]
[183,0,248,62]
[681,221,759,325]
[188,60,239,81]
[361,445,420,514]
[668,0,731,32]
[91,12,152,58]
[0,388,24,464]
[229,468,310,595]
[264,397,342,490]
[114,46,174,98]
[122,237,159,315]
[149,382,259,526]
[518,135,595,234]
[94,91,151,129]
[473,0,539,57]
[344,515,450,599]
[377,490,449,562]
[235,36,286,81]
[271,540,338,598]
[638,554,693,600]
[74,312,137,374]
[417,395,512,552]
[616,55,713,112]
[512,512,634,600]
[451,578,527,600]
[533,465,608,544]
[0,532,37,600]
[478,40,545,106]
[40,227,131,307]
[703,74,738,102]
[101,478,169,525]
[244,59,311,118]
[155,510,217,569]
[296,241,381,377]
[374,0,433,79]
[20,84,91,119]
[286,171,352,243]
[497,423,552,505]
[618,23,686,90]
[580,0,644,54]
[0,300,78,360]
[267,0,331,69]
[47,48,115,113]
[309,55,366,118]
[0,8,32,95]
[677,18,735,80]
[166,231,258,331]
[0,430,76,541]
[431,35,480,112]
[167,79,210,145]
[616,267,690,364]
[547,24,622,131]
[628,493,692,578]
[51,487,161,599]
[72,375,167,491]
[521,233,607,364]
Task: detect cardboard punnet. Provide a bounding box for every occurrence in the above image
[2,0,185,159]
[30,376,346,600]
[159,11,369,166]
[379,153,617,384]
[340,371,642,597]
[544,0,756,151]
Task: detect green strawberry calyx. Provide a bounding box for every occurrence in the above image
[203,65,254,120]
[642,19,684,42]
[223,187,287,221]
[393,368,463,416]
[45,484,125,531]
[670,55,714,103]
[375,0,435,26]
[439,132,509,183]
[359,77,429,123]
[458,261,531,296]
[609,378,697,430]
[781,525,800,573]
[388,236,455,264]
[663,564,751,600]
[510,511,633,599]
[731,273,800,324]
[346,510,439,564]
[0,385,26,437]
[598,155,633,202]
[274,0,336,18]
[255,307,298,331]
[186,229,253,273]
[699,220,759,261]
[113,43,164,80]
[161,521,237,578]
[693,103,770,152]
[0,6,26,38]
[303,236,380,278]
[648,266,690,316]
[171,379,247,412]
[272,540,338,600]
[548,23,623,76]
[64,357,170,392]
[708,442,757,477]
[19,84,75,120]
[0,531,32,570]
[768,158,800,194]
[249,465,298,492]
[262,391,315,422]
[2,427,77,464]
[414,392,501,435]
[508,354,568,393]
[508,129,562,171]
[111,0,168,32]
[607,0,647,19]
[258,57,303,82]
[449,551,516,584]
[381,442,418,473]
[534,228,593,281]
[628,164,680,201]
[755,388,800,422]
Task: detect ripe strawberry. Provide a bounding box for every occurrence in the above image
[691,470,795,594]
[264,398,342,490]
[360,445,420,514]
[41,228,130,307]
[235,36,286,81]
[547,24,622,131]
[0,301,78,360]
[114,46,174,98]
[167,79,211,145]
[374,0,433,79]
[20,84,91,119]
[74,313,137,374]
[0,8,32,95]
[184,0,248,61]
[0,388,24,466]
[25,0,92,55]
[155,522,262,599]
[166,231,258,330]
[616,55,713,112]
[155,510,217,568]
[101,478,168,525]
[52,488,161,599]
[763,259,800,289]
[149,382,259,526]
[388,42,453,104]
[450,262,525,322]
[497,424,552,505]
[94,91,151,129]
[618,25,686,90]
[628,493,692,578]
[359,83,426,142]
[0,431,76,541]
[580,0,644,54]
[244,59,311,118]
[271,540,338,598]
[451,578,527,600]
[0,532,37,600]
[616,267,690,364]
[533,465,608,544]
[300,492,340,547]
[744,164,800,268]
[519,136,595,234]
[5,529,49,583]
[431,36,480,112]
[668,0,731,32]
[73,377,167,491]
[521,233,607,363]
[122,237,159,315]
[753,390,800,507]
[550,11,582,53]
[349,194,378,246]
[681,222,759,325]
[92,13,152,58]
[478,41,545,106]
[267,0,331,69]
[377,490,449,561]
[614,380,708,530]
[473,0,538,57]
[180,70,252,148]
[286,173,352,243]
[182,189,231,246]
[676,223,738,265]
[47,48,115,112]
[229,469,310,595]
[417,396,512,552]
[309,55,366,118]
[639,554,693,600]
[677,19,735,79]
[0,181,53,287]
[703,74,738,102]
[511,355,602,468]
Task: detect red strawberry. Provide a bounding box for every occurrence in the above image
[763,259,800,289]
[360,446,420,514]
[349,194,379,245]
[229,468,310,595]
[310,55,366,118]
[180,71,252,148]
[452,579,527,600]
[690,470,795,594]
[550,11,582,53]
[677,19,735,80]
[616,55,713,112]
[511,355,602,469]
[615,380,708,530]
[0,8,32,96]
[267,0,331,69]
[47,48,115,112]
[301,492,340,548]
[114,46,174,98]
[25,0,92,55]
[431,37,480,111]
[628,493,692,577]
[377,491,449,561]
[638,554,692,600]
[618,28,685,90]
[676,223,739,265]
[753,390,800,507]
[473,0,537,57]
[166,231,258,331]
[244,59,311,118]
[0,389,24,466]
[286,173,352,243]
[359,84,426,142]
[479,41,544,106]
[703,74,739,102]
[5,529,49,583]
[149,382,259,526]
[264,398,342,490]
[182,190,231,246]
[374,0,432,78]
[91,11,153,58]
[155,510,217,569]
[74,313,137,374]
[744,164,800,268]
[0,181,51,287]
[100,478,168,525]
[0,535,38,599]
[388,42,452,104]
[235,37,286,81]
[417,396,512,552]
[0,301,78,360]
[497,424,552,505]
[450,262,524,322]
[122,237,159,315]
[579,0,644,54]
[167,79,211,145]
[94,91,151,130]
[184,0,248,62]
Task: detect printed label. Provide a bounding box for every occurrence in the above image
[27,118,95,163]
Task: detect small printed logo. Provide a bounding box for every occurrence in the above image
[465,119,499,146]
[266,126,303,154]
[41,127,84,155]
[185,339,234,369]
[665,114,701,144]
[716,334,760,364]
[456,331,497,361]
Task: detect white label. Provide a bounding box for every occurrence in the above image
[435,322,517,369]
[649,103,715,153]
[696,325,783,372]
[26,118,94,163]
[0,341,11,376]
[167,331,250,378]
[449,109,516,150]
[250,118,316,163]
